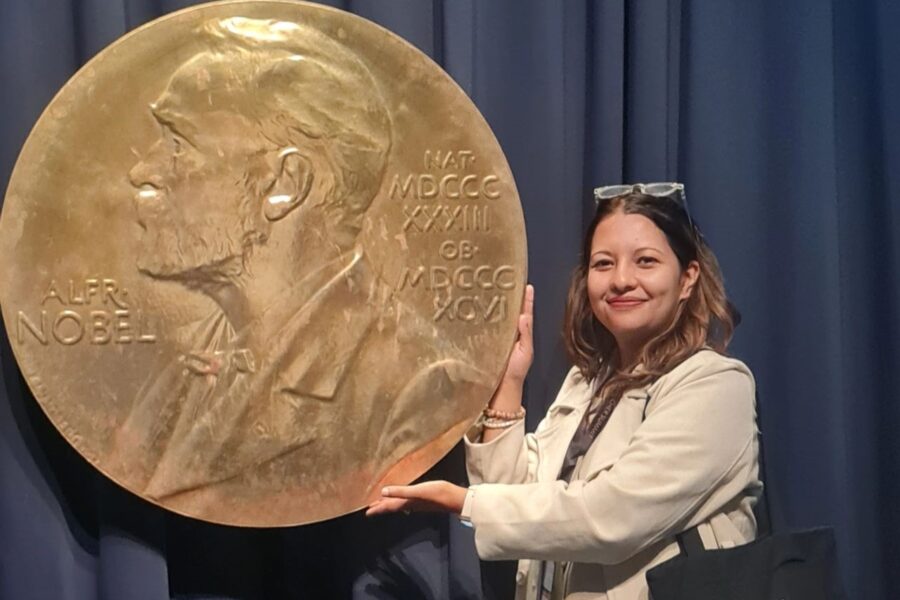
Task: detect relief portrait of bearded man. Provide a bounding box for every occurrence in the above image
[110,17,492,523]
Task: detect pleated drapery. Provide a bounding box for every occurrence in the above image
[2,1,898,598]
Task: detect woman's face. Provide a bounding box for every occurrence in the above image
[587,210,699,360]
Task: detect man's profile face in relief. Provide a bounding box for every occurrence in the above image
[127,18,392,287]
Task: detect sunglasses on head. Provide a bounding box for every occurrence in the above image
[593,182,694,231]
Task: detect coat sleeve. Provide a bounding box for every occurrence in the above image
[467,357,757,565]
[464,419,532,485]
[464,367,586,485]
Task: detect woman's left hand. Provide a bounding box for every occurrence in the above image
[365,481,468,517]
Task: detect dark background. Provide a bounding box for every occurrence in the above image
[2,0,898,598]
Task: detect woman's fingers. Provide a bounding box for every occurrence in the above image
[382,483,435,500]
[519,314,532,347]
[364,497,412,516]
[364,483,440,518]
[364,483,433,517]
[522,285,534,335]
[366,481,467,516]
[499,284,535,384]
[523,284,534,319]
[518,285,534,354]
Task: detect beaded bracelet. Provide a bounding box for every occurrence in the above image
[482,417,521,429]
[483,406,526,420]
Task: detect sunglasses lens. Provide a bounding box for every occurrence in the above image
[643,183,676,195]
[595,185,631,199]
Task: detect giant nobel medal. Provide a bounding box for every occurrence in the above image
[0,1,526,526]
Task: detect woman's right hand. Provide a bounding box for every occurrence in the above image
[480,285,533,443]
[501,284,534,386]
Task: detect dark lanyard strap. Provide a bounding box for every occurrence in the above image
[557,389,653,483]
[557,393,623,483]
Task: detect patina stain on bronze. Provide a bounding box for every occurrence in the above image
[0,1,526,526]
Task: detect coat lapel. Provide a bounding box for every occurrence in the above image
[580,388,651,476]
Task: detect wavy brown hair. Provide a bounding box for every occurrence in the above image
[563,191,738,405]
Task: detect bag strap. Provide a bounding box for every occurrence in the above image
[675,526,705,557]
[754,390,774,537]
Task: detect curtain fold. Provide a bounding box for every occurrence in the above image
[1,1,897,598]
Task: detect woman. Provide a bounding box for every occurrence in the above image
[367,184,761,600]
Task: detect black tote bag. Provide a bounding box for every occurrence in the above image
[645,526,846,600]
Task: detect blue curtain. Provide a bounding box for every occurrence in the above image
[2,0,897,597]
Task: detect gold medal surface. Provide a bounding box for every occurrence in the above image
[0,0,525,526]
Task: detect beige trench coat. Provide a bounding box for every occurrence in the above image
[463,350,761,600]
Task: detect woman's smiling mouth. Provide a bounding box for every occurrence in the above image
[607,297,647,309]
